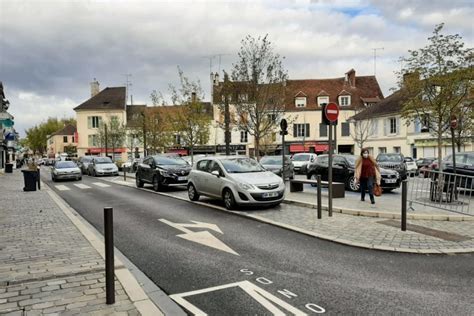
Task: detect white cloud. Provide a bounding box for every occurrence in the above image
[1,0,472,137]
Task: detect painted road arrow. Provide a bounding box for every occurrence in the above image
[159,219,239,256]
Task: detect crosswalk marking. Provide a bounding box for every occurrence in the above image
[55,185,70,191]
[74,183,91,189]
[92,182,110,188]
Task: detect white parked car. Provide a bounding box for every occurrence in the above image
[404,157,418,176]
[51,161,82,182]
[291,153,317,174]
[187,156,285,209]
[87,157,119,176]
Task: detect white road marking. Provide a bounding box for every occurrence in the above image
[55,185,70,191]
[159,219,237,255]
[74,183,91,189]
[170,280,311,315]
[92,182,110,188]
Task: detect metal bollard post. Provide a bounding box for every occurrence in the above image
[317,175,322,219]
[104,207,115,304]
[124,169,126,182]
[37,168,41,190]
[401,180,407,231]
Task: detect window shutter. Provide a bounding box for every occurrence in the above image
[305,124,310,137]
[396,118,400,135]
[98,117,103,128]
[293,124,297,137]
[383,119,387,135]
[88,117,92,129]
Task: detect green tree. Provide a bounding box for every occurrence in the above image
[398,23,473,163]
[169,68,210,163]
[229,34,288,159]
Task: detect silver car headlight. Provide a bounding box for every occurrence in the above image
[394,171,400,178]
[238,182,254,190]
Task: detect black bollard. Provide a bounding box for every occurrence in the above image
[401,180,407,231]
[104,207,115,304]
[317,175,322,219]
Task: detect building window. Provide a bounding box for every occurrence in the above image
[175,134,181,145]
[378,147,386,154]
[371,120,378,137]
[88,135,98,147]
[393,147,401,153]
[390,118,397,134]
[88,116,101,129]
[240,131,248,143]
[63,136,68,143]
[293,123,310,137]
[339,96,351,106]
[268,113,277,123]
[295,97,307,108]
[317,96,329,106]
[319,123,328,137]
[341,122,350,136]
[72,136,75,143]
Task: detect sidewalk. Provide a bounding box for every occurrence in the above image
[0,170,172,315]
[110,172,474,254]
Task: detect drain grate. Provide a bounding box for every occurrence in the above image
[378,220,472,242]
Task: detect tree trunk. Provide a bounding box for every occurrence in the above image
[254,135,260,161]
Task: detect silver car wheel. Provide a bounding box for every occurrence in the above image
[224,190,235,210]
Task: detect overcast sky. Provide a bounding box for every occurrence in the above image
[1,0,472,136]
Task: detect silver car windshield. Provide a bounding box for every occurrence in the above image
[55,161,77,169]
[95,157,113,164]
[221,158,265,173]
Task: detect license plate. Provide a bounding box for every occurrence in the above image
[178,176,187,181]
[385,179,397,183]
[262,192,279,198]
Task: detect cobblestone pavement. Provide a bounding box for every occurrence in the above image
[106,173,474,253]
[0,171,142,315]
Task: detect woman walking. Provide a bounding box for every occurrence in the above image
[355,149,381,204]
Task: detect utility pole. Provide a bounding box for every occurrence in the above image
[141,112,147,157]
[123,74,132,105]
[371,48,384,76]
[223,72,231,155]
[104,123,108,159]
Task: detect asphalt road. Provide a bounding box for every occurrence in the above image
[41,169,474,315]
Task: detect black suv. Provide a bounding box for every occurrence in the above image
[136,155,191,191]
[306,154,401,192]
[376,153,407,180]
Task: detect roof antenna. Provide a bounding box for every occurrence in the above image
[371,48,384,76]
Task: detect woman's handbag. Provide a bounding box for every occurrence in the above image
[373,184,382,197]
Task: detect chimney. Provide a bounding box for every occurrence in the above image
[90,78,100,97]
[213,73,220,86]
[191,92,197,103]
[345,69,356,88]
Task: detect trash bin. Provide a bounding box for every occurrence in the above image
[22,170,38,191]
[5,163,13,173]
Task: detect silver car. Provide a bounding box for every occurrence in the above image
[51,161,82,182]
[187,156,285,209]
[87,157,119,176]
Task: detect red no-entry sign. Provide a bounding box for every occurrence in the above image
[325,102,339,123]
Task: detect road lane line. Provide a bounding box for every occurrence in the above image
[92,182,110,188]
[74,183,91,189]
[55,185,70,191]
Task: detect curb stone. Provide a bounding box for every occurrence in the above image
[93,176,474,254]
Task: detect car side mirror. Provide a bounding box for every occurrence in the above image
[211,170,220,177]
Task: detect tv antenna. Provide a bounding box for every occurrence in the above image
[371,48,384,76]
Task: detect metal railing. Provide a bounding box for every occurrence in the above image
[407,170,473,216]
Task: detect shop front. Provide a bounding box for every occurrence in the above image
[289,141,329,154]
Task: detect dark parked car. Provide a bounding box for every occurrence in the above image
[306,154,401,192]
[136,155,192,191]
[260,155,295,179]
[77,156,93,174]
[376,153,407,180]
[441,152,474,187]
[416,157,436,169]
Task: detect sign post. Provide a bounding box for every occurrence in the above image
[450,115,457,174]
[280,119,288,181]
[323,103,340,217]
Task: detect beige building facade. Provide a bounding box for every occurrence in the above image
[46,125,77,158]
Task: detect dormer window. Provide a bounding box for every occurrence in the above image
[339,96,351,106]
[317,96,329,106]
[295,97,307,107]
